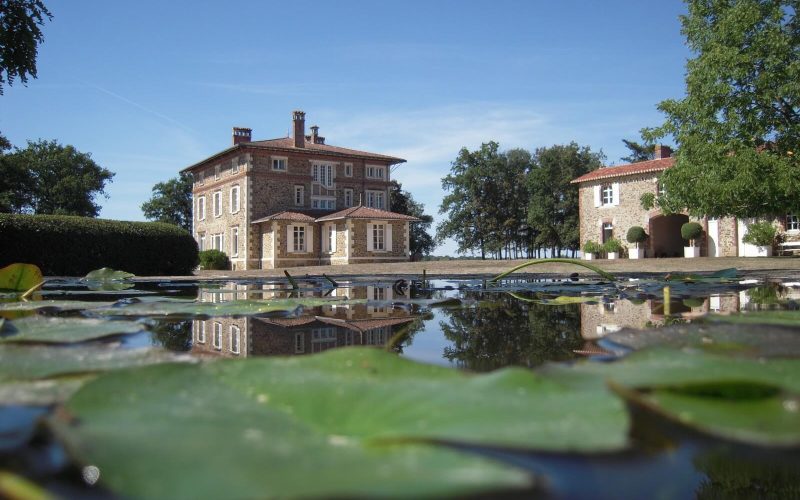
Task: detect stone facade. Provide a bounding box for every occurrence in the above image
[183,111,417,269]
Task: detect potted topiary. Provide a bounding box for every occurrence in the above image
[742,221,776,257]
[681,222,703,258]
[199,249,230,270]
[603,238,624,260]
[582,240,602,260]
[626,226,648,259]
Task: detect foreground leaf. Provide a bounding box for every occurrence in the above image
[53,348,628,499]
[0,317,144,344]
[0,264,43,292]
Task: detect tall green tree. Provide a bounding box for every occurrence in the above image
[0,0,52,94]
[0,133,28,212]
[389,180,436,258]
[646,0,800,218]
[620,138,655,163]
[141,172,193,231]
[2,139,114,216]
[527,143,603,256]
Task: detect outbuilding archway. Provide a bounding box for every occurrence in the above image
[649,214,689,258]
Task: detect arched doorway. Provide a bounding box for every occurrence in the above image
[650,214,689,258]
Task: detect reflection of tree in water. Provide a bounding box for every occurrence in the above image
[151,320,192,352]
[439,295,583,371]
[694,449,800,498]
[388,312,433,354]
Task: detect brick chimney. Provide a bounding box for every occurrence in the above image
[654,144,673,159]
[292,110,306,148]
[232,127,251,145]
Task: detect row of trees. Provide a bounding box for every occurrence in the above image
[437,141,603,259]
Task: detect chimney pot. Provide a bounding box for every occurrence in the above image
[310,125,319,144]
[654,144,673,159]
[232,127,252,145]
[292,110,306,148]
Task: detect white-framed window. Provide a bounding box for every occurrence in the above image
[344,163,352,177]
[289,225,308,253]
[197,321,206,344]
[601,185,614,205]
[602,222,613,243]
[213,322,222,350]
[198,233,206,251]
[211,233,224,251]
[231,227,239,257]
[373,223,385,251]
[312,163,335,188]
[272,157,287,171]
[366,190,385,209]
[197,196,206,221]
[311,197,336,210]
[214,165,220,180]
[294,185,304,206]
[229,325,240,354]
[344,188,353,207]
[366,164,385,179]
[213,191,222,217]
[324,223,337,253]
[230,185,240,213]
[787,214,799,231]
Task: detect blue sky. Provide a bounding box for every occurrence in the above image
[2,0,690,255]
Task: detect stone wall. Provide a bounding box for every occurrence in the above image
[348,219,409,263]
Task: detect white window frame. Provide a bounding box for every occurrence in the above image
[211,232,224,251]
[365,164,386,179]
[198,233,206,251]
[229,325,240,354]
[367,222,392,252]
[601,184,614,206]
[197,196,206,221]
[197,321,206,344]
[312,163,335,188]
[344,188,353,207]
[324,223,337,253]
[288,225,311,253]
[271,156,287,172]
[294,185,305,206]
[366,190,385,209]
[311,196,336,210]
[213,322,222,350]
[602,222,614,243]
[787,214,800,232]
[344,163,353,177]
[230,185,240,214]
[213,191,222,217]
[231,227,239,257]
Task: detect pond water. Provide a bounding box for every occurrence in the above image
[2,272,799,498]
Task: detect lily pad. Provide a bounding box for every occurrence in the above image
[53,348,627,499]
[0,317,145,344]
[84,268,135,281]
[0,300,114,313]
[0,263,43,292]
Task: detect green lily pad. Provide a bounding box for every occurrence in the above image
[53,348,627,499]
[84,268,135,281]
[0,300,114,313]
[0,263,43,292]
[0,317,144,344]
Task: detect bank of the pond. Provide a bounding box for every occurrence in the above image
[188,256,800,281]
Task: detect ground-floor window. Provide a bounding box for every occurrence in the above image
[230,227,239,257]
[324,224,337,252]
[211,233,224,251]
[213,322,222,350]
[373,224,385,250]
[196,321,206,344]
[289,225,307,253]
[787,214,799,231]
[602,222,613,243]
[229,325,240,354]
[198,233,206,251]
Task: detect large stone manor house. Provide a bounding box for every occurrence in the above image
[182,111,418,270]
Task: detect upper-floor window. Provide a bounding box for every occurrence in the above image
[214,165,220,180]
[787,214,799,231]
[601,185,614,205]
[197,171,205,185]
[230,185,240,213]
[344,188,353,207]
[196,321,206,344]
[313,163,334,187]
[230,325,240,355]
[230,226,239,257]
[366,165,385,179]
[213,322,222,350]
[272,157,287,171]
[366,190,385,209]
[311,197,335,210]
[213,191,222,217]
[344,163,353,177]
[233,156,246,173]
[197,196,206,220]
[294,185,304,206]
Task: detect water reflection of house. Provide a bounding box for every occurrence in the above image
[191,305,415,358]
[580,295,742,340]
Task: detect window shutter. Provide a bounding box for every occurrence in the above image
[367,223,374,251]
[612,183,620,206]
[385,224,392,251]
[330,225,337,252]
[307,225,313,253]
[287,226,293,252]
[593,186,601,207]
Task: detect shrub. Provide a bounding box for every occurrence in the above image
[602,238,624,254]
[582,240,602,254]
[626,226,648,246]
[199,249,230,270]
[742,221,777,247]
[0,214,198,276]
[681,222,703,245]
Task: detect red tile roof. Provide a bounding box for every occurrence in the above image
[316,206,420,222]
[248,137,406,164]
[251,211,316,224]
[571,157,675,184]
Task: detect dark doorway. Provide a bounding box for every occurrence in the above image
[650,214,689,258]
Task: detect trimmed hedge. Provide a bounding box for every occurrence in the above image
[0,214,198,276]
[199,249,230,270]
